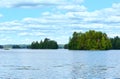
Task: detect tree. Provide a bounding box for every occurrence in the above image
[12,45,21,49]
[64,44,68,49]
[68,30,112,50]
[30,38,58,49]
[0,45,3,49]
[68,32,80,50]
[111,36,120,49]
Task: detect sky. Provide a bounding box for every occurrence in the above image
[0,0,120,45]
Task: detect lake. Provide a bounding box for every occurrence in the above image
[0,49,120,79]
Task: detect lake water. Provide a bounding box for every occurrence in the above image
[0,49,120,79]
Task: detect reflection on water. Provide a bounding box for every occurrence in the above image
[0,49,120,79]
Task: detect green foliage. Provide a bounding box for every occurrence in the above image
[30,38,58,49]
[12,45,21,49]
[64,44,68,49]
[68,30,112,50]
[111,36,120,49]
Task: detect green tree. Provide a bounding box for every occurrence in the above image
[68,32,80,50]
[12,45,21,49]
[68,30,112,50]
[64,44,68,49]
[30,38,58,49]
[111,36,120,49]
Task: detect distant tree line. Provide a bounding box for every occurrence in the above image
[30,38,58,49]
[0,30,119,50]
[110,36,120,49]
[64,44,68,49]
[0,45,3,49]
[12,45,21,49]
[0,45,30,49]
[66,30,113,50]
[12,45,30,49]
[64,30,120,50]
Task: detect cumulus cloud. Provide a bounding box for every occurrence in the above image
[28,3,119,36]
[0,1,120,44]
[0,0,70,8]
[0,21,26,31]
[57,5,87,12]
[0,26,26,31]
[19,32,46,36]
[13,2,43,8]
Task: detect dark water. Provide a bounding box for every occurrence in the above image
[0,49,120,79]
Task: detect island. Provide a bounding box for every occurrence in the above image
[66,30,120,50]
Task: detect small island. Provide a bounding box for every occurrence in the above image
[30,38,58,49]
[65,30,120,50]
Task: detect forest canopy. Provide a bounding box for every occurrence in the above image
[68,30,112,50]
[29,30,120,50]
[110,36,120,49]
[30,38,58,49]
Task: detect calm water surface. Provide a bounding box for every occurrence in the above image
[0,49,120,79]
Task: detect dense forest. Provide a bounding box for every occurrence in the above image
[30,38,58,49]
[0,45,3,49]
[64,44,68,49]
[110,36,120,49]
[68,30,112,50]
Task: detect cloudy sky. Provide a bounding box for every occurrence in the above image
[0,0,120,44]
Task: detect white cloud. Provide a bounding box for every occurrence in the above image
[106,16,120,23]
[0,0,67,8]
[0,1,120,44]
[19,32,46,36]
[112,3,120,9]
[0,21,26,31]
[0,26,26,31]
[0,0,84,8]
[57,5,86,12]
[0,14,3,17]
[42,12,51,16]
[73,0,84,4]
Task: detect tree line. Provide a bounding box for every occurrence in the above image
[1,30,119,50]
[30,38,58,49]
[64,30,120,50]
[30,30,120,50]
[0,45,30,49]
[110,36,120,49]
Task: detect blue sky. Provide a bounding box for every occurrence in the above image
[0,0,120,44]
